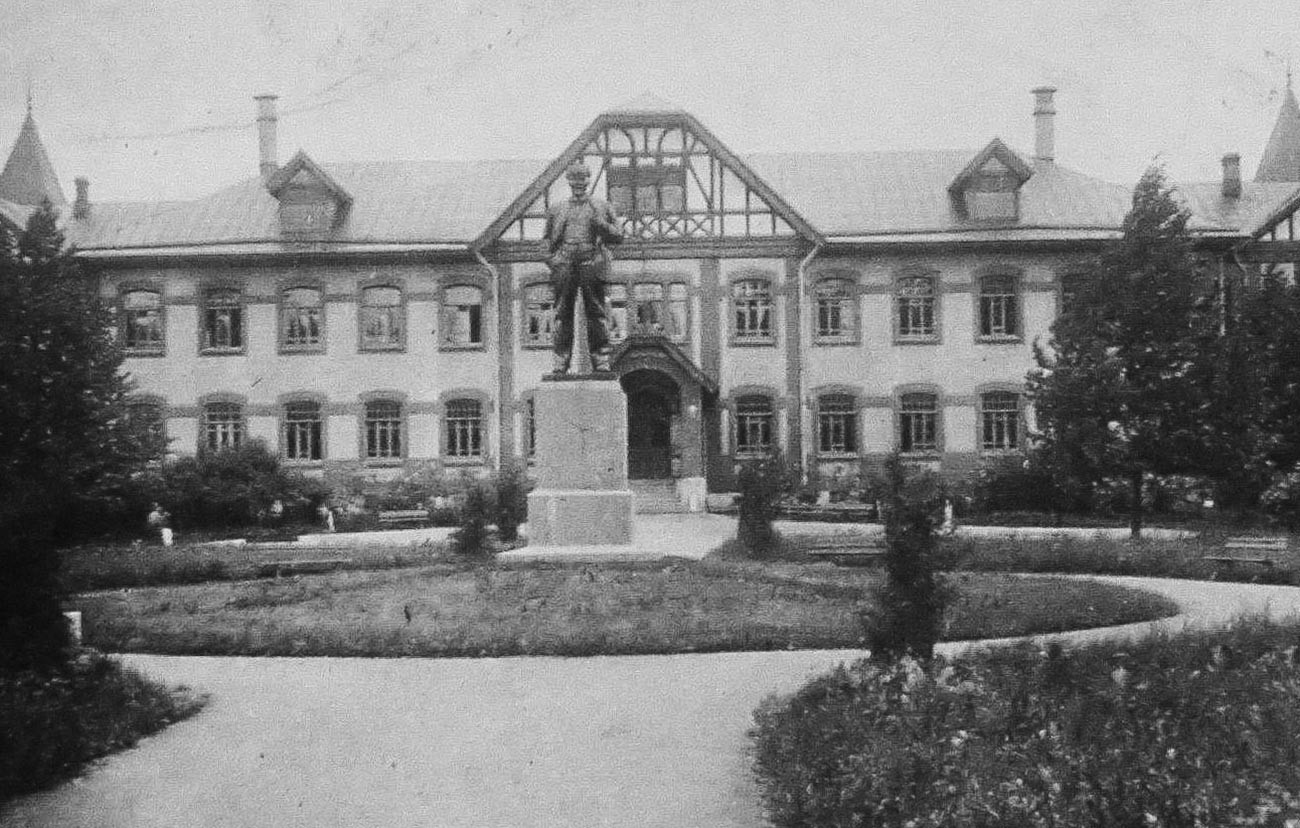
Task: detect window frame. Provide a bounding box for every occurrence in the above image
[125,395,167,459]
[200,399,245,452]
[281,398,325,463]
[733,394,775,458]
[893,271,940,344]
[358,284,406,353]
[896,389,942,455]
[121,287,166,356]
[815,392,859,457]
[440,284,485,350]
[362,397,405,464]
[812,274,859,345]
[199,287,246,355]
[521,282,556,349]
[278,285,326,354]
[443,397,486,463]
[978,389,1024,453]
[975,271,1023,342]
[730,275,776,345]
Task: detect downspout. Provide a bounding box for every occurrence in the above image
[795,241,823,486]
[474,247,504,472]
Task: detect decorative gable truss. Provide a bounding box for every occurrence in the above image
[480,111,818,250]
[265,151,353,237]
[949,138,1034,223]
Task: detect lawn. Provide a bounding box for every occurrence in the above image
[72,560,1177,658]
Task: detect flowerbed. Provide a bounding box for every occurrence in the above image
[751,619,1300,828]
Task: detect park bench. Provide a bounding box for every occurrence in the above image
[378,509,431,525]
[1202,537,1288,571]
[805,541,886,566]
[256,558,354,578]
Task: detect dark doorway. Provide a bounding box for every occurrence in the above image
[623,370,678,479]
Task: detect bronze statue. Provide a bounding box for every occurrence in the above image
[543,161,624,373]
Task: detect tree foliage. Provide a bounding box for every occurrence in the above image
[1028,167,1215,535]
[0,203,154,670]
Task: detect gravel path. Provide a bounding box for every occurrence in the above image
[5,554,1300,826]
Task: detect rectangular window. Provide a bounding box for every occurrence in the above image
[365,400,402,459]
[203,402,243,451]
[980,392,1021,451]
[897,276,936,339]
[607,284,628,342]
[817,395,857,454]
[443,286,483,346]
[281,287,324,351]
[633,282,665,334]
[815,279,855,341]
[123,290,164,353]
[445,399,483,459]
[735,396,774,457]
[360,286,403,350]
[523,284,555,346]
[979,275,1020,338]
[733,279,773,341]
[202,290,243,352]
[899,393,938,453]
[283,401,323,461]
[667,282,688,341]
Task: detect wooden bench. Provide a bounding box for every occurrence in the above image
[378,509,431,525]
[805,543,885,566]
[1203,537,1288,571]
[256,559,353,578]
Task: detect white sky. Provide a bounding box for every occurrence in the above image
[2,0,1298,203]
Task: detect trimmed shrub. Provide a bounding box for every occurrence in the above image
[450,482,494,556]
[859,456,954,662]
[737,454,794,558]
[752,619,1300,828]
[493,461,532,542]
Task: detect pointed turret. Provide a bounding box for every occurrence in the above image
[0,103,67,207]
[1255,81,1300,182]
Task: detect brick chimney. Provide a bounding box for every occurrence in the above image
[1032,86,1057,163]
[1221,153,1242,199]
[255,94,279,180]
[73,177,90,219]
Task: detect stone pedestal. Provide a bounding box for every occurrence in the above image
[526,377,634,546]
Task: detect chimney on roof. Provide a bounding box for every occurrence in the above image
[1221,153,1242,199]
[254,94,279,180]
[1032,86,1057,163]
[73,177,90,219]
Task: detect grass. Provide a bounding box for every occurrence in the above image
[1,652,206,802]
[751,616,1300,828]
[71,559,1177,658]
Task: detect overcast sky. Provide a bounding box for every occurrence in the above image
[3,0,1298,203]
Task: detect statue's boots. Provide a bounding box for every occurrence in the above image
[552,353,569,374]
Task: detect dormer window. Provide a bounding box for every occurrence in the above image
[949,138,1033,224]
[264,151,352,239]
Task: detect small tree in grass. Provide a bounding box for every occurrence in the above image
[451,481,494,556]
[493,460,532,543]
[736,453,794,558]
[860,455,954,662]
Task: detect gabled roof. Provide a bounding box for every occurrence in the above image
[611,334,717,395]
[473,110,821,248]
[265,150,353,207]
[0,109,66,207]
[947,138,1034,194]
[1256,85,1300,183]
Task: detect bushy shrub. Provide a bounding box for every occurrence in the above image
[752,619,1300,828]
[860,456,954,662]
[972,463,1061,514]
[450,482,494,556]
[493,461,532,542]
[1261,464,1300,529]
[736,454,794,558]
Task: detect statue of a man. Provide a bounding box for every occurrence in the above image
[543,161,624,373]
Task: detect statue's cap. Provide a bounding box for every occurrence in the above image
[565,161,591,182]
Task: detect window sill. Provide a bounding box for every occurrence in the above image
[522,341,554,351]
[278,347,327,356]
[729,337,777,348]
[439,343,486,352]
[283,458,325,467]
[979,447,1024,456]
[124,348,167,358]
[893,336,940,346]
[813,337,859,347]
[364,458,405,468]
[976,335,1023,345]
[360,344,406,354]
[199,348,246,357]
[898,450,942,459]
[817,452,861,461]
[443,455,486,466]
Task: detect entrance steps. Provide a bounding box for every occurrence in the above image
[629,479,687,514]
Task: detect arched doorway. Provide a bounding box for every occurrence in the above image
[621,369,679,479]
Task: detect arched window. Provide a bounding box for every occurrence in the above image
[364,399,403,459]
[283,400,323,461]
[896,275,937,340]
[280,287,324,351]
[442,286,483,347]
[814,278,856,342]
[980,391,1021,451]
[735,395,774,457]
[898,392,939,453]
[732,278,774,341]
[123,290,164,353]
[817,394,857,455]
[978,273,1020,339]
[522,284,555,346]
[360,286,404,350]
[201,289,244,352]
[202,402,244,451]
[445,399,484,459]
